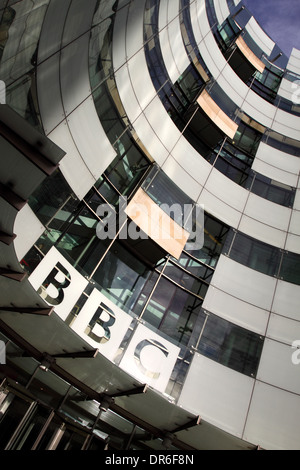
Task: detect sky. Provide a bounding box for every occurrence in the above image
[242,0,300,57]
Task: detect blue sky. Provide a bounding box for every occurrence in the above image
[242,0,300,57]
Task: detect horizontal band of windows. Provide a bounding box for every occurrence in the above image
[190,308,264,377]
[224,229,300,285]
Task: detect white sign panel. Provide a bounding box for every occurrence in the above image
[28,247,88,321]
[71,289,132,362]
[120,324,180,393]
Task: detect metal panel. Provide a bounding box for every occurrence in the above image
[244,382,300,450]
[272,117,300,142]
[172,135,211,187]
[67,97,116,181]
[115,64,142,124]
[178,353,254,438]
[132,112,169,166]
[277,76,298,102]
[254,142,300,187]
[285,233,300,254]
[162,155,202,202]
[213,0,230,26]
[127,49,157,113]
[167,0,179,22]
[272,280,300,321]
[158,0,168,30]
[238,215,286,249]
[244,193,291,232]
[47,121,95,200]
[243,92,276,128]
[266,313,300,346]
[37,0,72,64]
[198,188,241,229]
[204,167,248,212]
[211,255,277,310]
[168,11,190,81]
[61,0,98,47]
[252,158,298,189]
[14,204,45,261]
[126,0,146,59]
[245,17,275,57]
[272,108,300,142]
[159,26,179,83]
[60,33,91,116]
[257,338,300,395]
[217,68,246,107]
[256,142,300,176]
[289,210,300,236]
[286,47,300,75]
[202,285,269,335]
[143,95,182,153]
[37,54,65,135]
[112,1,128,71]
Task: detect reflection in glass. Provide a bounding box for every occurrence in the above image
[141,276,203,346]
[229,231,281,277]
[196,310,264,377]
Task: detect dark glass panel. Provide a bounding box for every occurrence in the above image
[229,232,281,277]
[280,252,300,285]
[197,311,264,377]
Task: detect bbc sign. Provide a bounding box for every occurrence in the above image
[29,248,180,393]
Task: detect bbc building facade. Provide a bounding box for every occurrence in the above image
[0,0,300,451]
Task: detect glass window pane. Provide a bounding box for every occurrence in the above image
[280,252,300,285]
[92,240,153,314]
[142,277,203,346]
[197,312,264,377]
[229,232,281,276]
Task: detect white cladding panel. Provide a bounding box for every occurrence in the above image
[266,313,300,346]
[127,49,157,112]
[14,205,45,261]
[162,155,202,202]
[244,382,300,450]
[204,168,248,212]
[245,17,275,56]
[178,353,254,437]
[272,280,300,321]
[202,285,269,335]
[287,47,300,75]
[198,188,241,229]
[213,0,230,26]
[238,215,286,249]
[211,255,277,311]
[244,193,291,232]
[126,0,146,59]
[48,122,96,200]
[257,338,300,395]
